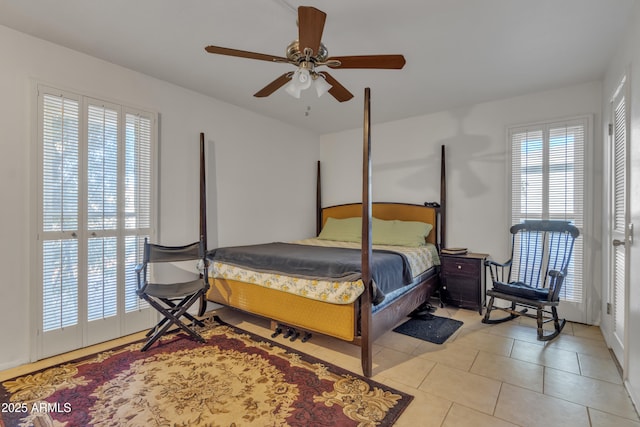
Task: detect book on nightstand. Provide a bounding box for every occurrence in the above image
[441,247,468,255]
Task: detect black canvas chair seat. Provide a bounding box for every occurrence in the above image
[136,238,209,351]
[483,220,579,341]
[143,279,205,299]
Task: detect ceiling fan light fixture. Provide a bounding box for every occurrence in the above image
[314,74,332,97]
[284,80,302,98]
[285,66,316,98]
[294,67,312,90]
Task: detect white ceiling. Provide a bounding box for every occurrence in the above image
[0,0,635,134]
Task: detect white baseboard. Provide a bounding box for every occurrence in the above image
[625,379,640,417]
[0,357,30,373]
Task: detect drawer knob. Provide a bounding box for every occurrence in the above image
[457,265,462,269]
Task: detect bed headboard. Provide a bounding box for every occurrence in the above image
[315,145,446,250]
[321,203,439,245]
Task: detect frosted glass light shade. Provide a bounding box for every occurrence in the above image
[284,67,329,99]
[295,68,312,90]
[314,76,332,97]
[285,80,302,98]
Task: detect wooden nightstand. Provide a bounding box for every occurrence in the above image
[440,252,489,314]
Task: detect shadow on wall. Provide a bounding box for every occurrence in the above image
[373,107,503,197]
[374,151,440,193]
[437,107,503,198]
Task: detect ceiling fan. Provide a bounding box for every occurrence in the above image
[204,6,406,102]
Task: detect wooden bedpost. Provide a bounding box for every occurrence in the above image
[361,88,373,377]
[200,132,207,249]
[316,160,322,236]
[440,144,446,250]
[198,132,207,316]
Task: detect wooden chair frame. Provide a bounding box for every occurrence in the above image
[482,220,580,341]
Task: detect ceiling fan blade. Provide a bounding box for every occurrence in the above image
[298,6,326,56]
[327,55,406,69]
[205,45,288,63]
[318,72,354,102]
[253,73,293,97]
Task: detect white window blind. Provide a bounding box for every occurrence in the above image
[39,86,155,338]
[41,94,80,332]
[124,113,153,313]
[87,103,119,322]
[509,118,586,303]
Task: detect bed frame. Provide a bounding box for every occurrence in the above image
[199,89,446,377]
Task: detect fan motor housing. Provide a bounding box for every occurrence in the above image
[286,40,328,63]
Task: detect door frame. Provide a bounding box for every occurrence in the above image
[30,83,158,362]
[602,72,631,376]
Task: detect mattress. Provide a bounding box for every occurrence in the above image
[209,238,439,305]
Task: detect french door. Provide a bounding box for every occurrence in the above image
[35,85,157,360]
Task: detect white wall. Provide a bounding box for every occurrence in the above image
[602,0,640,408]
[0,25,318,370]
[320,81,603,321]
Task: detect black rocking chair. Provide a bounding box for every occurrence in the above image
[135,238,209,351]
[483,220,580,341]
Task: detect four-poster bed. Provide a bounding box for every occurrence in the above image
[199,89,446,377]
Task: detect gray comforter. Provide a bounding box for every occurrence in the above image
[208,242,413,304]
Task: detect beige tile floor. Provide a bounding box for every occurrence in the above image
[1,304,639,426]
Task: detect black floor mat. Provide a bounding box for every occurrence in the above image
[393,315,463,344]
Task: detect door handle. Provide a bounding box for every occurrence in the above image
[612,239,626,247]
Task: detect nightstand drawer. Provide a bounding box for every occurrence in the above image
[441,258,479,278]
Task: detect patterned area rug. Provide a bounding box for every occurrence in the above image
[0,316,412,426]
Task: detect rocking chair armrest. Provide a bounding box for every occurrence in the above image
[485,259,511,274]
[485,259,512,283]
[548,269,565,278]
[485,259,511,268]
[547,269,567,301]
